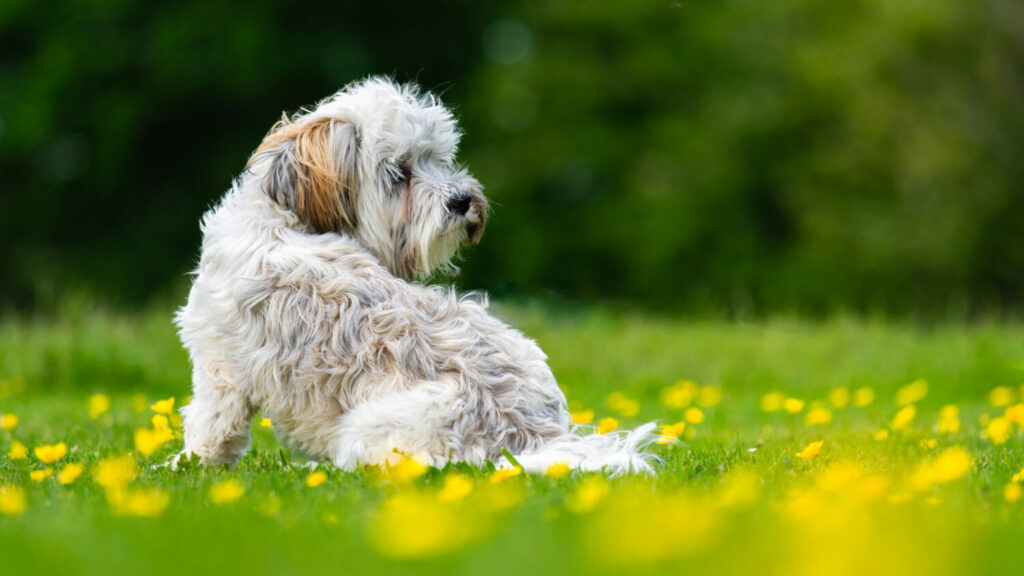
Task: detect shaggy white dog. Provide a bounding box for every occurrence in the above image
[175,77,655,473]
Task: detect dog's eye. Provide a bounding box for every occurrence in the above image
[388,164,412,186]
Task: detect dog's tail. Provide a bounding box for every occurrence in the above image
[499,422,661,475]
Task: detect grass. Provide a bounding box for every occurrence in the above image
[3,303,1024,575]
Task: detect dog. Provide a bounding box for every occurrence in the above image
[175,77,655,473]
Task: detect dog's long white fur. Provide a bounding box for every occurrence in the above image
[176,77,657,474]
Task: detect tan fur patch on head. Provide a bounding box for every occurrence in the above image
[251,115,357,234]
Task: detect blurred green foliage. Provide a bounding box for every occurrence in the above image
[2,0,1022,314]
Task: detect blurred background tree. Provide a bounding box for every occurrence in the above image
[1,0,1022,315]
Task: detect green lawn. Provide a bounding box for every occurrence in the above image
[3,304,1024,575]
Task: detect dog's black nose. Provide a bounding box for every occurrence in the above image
[446,192,472,216]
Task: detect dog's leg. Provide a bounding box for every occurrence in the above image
[331,380,485,470]
[179,360,255,466]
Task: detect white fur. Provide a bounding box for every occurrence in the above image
[175,77,656,474]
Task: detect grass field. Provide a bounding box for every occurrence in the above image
[3,303,1024,575]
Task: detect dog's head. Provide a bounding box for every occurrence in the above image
[250,77,488,279]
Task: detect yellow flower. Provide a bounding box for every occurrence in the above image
[874,429,890,441]
[565,476,610,514]
[760,392,785,412]
[606,392,640,418]
[94,456,138,489]
[1006,403,1024,425]
[150,397,175,415]
[306,471,327,488]
[990,386,1016,408]
[783,398,805,414]
[0,485,27,516]
[260,418,272,428]
[1012,467,1024,484]
[596,417,619,434]
[921,438,937,449]
[911,447,972,490]
[438,474,474,502]
[134,428,172,456]
[795,440,824,460]
[937,405,961,434]
[34,442,67,464]
[657,421,686,444]
[896,379,928,406]
[151,414,169,430]
[696,386,722,407]
[387,454,429,483]
[490,467,522,483]
[545,462,571,479]
[684,407,705,425]
[985,416,1013,445]
[30,468,53,482]
[57,463,85,485]
[108,488,170,517]
[9,440,28,460]
[891,405,916,430]
[661,380,698,409]
[1005,483,1022,503]
[852,387,875,407]
[0,413,18,430]
[570,410,594,425]
[804,407,833,426]
[828,388,850,409]
[210,479,245,504]
[88,394,110,420]
[368,491,483,558]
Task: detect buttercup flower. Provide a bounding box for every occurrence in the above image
[57,463,84,485]
[662,380,698,409]
[34,442,67,464]
[108,488,170,517]
[30,468,53,482]
[306,471,327,488]
[828,388,850,409]
[657,421,686,444]
[151,414,169,430]
[438,474,474,502]
[985,417,1013,445]
[760,392,785,412]
[804,407,833,426]
[0,413,17,430]
[697,386,722,407]
[9,440,27,460]
[795,441,824,460]
[490,467,522,483]
[853,387,875,407]
[783,398,805,414]
[891,406,916,430]
[89,394,110,420]
[897,379,928,406]
[990,386,1016,408]
[260,418,272,428]
[684,408,704,425]
[570,410,594,425]
[597,417,619,434]
[545,462,571,479]
[150,397,175,415]
[94,456,138,489]
[0,486,26,516]
[210,479,245,504]
[565,476,610,514]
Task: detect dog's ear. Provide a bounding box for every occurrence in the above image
[250,115,359,234]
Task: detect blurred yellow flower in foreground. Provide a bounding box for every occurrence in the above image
[783,398,805,414]
[368,491,485,558]
[684,407,704,425]
[386,454,429,483]
[596,417,619,434]
[697,386,722,407]
[490,467,522,483]
[108,488,170,517]
[897,379,928,406]
[1005,403,1024,425]
[853,387,875,407]
[545,462,571,479]
[210,479,245,504]
[438,474,474,502]
[57,463,84,485]
[151,415,169,430]
[584,487,719,566]
[0,413,18,430]
[565,476,610,514]
[874,429,890,441]
[795,441,824,460]
[891,405,916,430]
[94,456,138,489]
[306,471,327,488]
[570,409,594,425]
[0,485,26,516]
[150,397,175,415]
[34,442,67,464]
[761,391,785,412]
[259,418,272,428]
[30,468,53,482]
[1005,483,1022,503]
[88,394,110,420]
[606,392,640,418]
[9,440,28,460]
[804,407,833,426]
[911,447,972,490]
[936,405,961,434]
